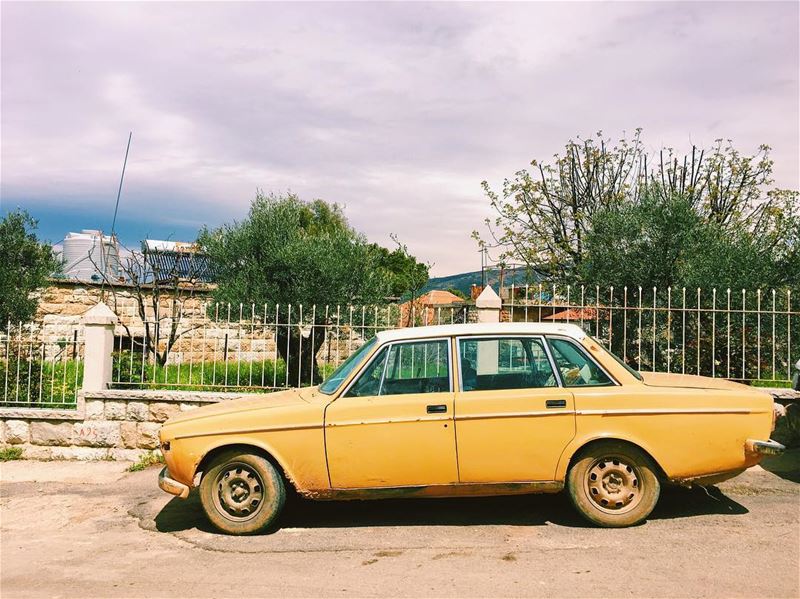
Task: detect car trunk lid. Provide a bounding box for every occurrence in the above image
[640,372,751,391]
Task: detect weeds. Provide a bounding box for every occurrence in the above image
[127,451,165,472]
[0,446,24,461]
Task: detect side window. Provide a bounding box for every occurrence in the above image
[344,347,388,397]
[459,337,557,391]
[547,338,614,387]
[382,340,450,395]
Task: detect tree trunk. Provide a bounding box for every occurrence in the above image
[276,323,326,386]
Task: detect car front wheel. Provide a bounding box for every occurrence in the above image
[199,449,286,535]
[567,441,660,527]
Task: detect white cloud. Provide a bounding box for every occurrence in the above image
[1,1,797,276]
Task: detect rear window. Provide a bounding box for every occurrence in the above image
[547,338,614,387]
[590,337,643,381]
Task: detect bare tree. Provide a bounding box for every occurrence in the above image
[91,241,211,366]
[476,130,646,280]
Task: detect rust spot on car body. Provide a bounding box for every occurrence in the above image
[305,481,563,501]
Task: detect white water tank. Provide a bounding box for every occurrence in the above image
[61,230,121,281]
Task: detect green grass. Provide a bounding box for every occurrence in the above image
[751,380,792,389]
[0,359,83,408]
[113,352,287,391]
[127,451,165,472]
[0,446,24,461]
[113,353,338,391]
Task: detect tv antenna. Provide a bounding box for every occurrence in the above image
[110,131,132,238]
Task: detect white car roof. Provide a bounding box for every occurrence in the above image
[375,322,588,344]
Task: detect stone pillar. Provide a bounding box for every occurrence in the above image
[82,302,118,391]
[475,285,501,323]
[475,286,501,375]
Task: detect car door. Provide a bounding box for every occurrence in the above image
[454,335,576,482]
[325,338,459,489]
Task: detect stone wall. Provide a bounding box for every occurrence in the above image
[27,280,370,368]
[0,389,252,461]
[32,280,216,361]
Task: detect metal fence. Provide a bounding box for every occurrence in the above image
[110,301,468,391]
[2,284,797,407]
[107,286,797,392]
[0,322,84,408]
[506,284,798,384]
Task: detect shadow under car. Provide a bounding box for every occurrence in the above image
[153,484,748,535]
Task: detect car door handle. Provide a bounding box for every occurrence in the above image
[427,404,447,414]
[546,399,567,409]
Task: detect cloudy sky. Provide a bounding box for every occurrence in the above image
[1,1,798,277]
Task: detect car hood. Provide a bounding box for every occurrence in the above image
[640,372,751,391]
[163,386,321,426]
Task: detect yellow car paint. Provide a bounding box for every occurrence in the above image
[158,322,775,499]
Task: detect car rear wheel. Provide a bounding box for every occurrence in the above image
[567,441,660,527]
[199,450,286,535]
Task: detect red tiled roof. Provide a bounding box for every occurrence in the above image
[417,290,465,305]
[544,307,598,321]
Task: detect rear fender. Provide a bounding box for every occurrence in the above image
[555,432,665,482]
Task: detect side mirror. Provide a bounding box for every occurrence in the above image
[793,359,800,392]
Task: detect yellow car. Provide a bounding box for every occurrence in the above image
[157,322,783,534]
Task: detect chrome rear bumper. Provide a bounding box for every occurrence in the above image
[158,467,190,499]
[746,439,786,456]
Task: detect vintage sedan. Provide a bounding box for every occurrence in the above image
[157,322,783,534]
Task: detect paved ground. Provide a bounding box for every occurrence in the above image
[1,454,798,599]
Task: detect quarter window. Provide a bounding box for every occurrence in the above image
[458,337,557,391]
[547,338,614,387]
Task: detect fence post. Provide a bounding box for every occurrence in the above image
[82,302,118,391]
[475,285,502,323]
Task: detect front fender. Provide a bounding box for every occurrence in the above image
[166,426,329,493]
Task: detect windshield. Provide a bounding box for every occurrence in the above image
[319,337,378,395]
[590,337,643,381]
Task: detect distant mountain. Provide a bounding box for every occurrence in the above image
[422,268,547,297]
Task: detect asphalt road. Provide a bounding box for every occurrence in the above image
[1,454,798,599]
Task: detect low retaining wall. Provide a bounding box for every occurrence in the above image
[0,390,257,461]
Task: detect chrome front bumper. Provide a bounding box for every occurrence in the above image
[158,467,190,499]
[746,439,786,456]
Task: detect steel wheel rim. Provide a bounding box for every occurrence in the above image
[584,455,643,514]
[212,462,266,522]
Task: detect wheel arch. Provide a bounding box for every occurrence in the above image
[556,434,668,482]
[194,441,298,491]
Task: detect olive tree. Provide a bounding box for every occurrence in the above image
[199,192,393,385]
[370,235,430,300]
[0,210,59,324]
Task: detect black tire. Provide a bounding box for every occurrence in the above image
[567,441,660,528]
[199,449,286,535]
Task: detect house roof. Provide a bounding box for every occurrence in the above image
[417,289,465,305]
[544,307,598,321]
